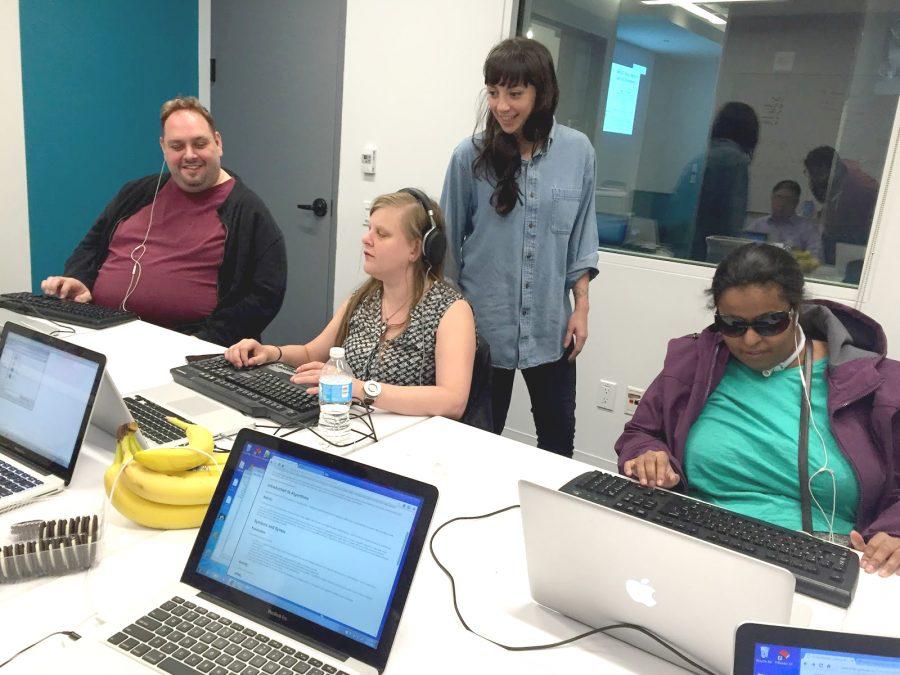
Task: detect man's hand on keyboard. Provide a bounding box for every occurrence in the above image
[623,449,681,489]
[40,275,92,303]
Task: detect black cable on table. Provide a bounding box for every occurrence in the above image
[429,505,717,674]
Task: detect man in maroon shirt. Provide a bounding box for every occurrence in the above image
[39,98,286,346]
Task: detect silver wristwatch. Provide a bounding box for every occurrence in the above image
[363,380,382,406]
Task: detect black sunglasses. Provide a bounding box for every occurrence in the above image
[714,310,794,337]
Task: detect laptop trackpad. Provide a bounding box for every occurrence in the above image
[169,396,221,417]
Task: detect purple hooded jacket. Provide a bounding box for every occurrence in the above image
[615,300,900,539]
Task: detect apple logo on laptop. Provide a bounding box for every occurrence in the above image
[625,578,657,607]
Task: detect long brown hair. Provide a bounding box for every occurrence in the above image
[473,38,559,215]
[335,191,447,346]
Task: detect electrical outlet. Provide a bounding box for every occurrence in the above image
[596,379,617,411]
[625,386,644,416]
[363,199,372,226]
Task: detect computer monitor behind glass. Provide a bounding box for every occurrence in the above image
[0,323,106,483]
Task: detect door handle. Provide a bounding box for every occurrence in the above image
[297,198,328,217]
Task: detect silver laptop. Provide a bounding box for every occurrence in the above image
[0,322,105,512]
[519,479,796,675]
[72,428,438,674]
[92,369,250,449]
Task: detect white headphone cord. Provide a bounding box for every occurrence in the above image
[121,159,166,311]
[794,321,837,543]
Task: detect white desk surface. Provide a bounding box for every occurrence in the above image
[3,417,898,674]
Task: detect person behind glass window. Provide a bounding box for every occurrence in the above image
[804,145,878,266]
[744,179,822,261]
[224,191,476,420]
[689,102,760,260]
[440,37,599,458]
[616,243,900,576]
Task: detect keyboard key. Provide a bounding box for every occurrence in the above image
[124,623,156,642]
[143,650,166,665]
[173,647,192,660]
[137,616,163,631]
[107,632,128,645]
[161,641,179,655]
[186,654,205,667]
[119,637,140,651]
[158,656,204,674]
[291,664,310,674]
[198,662,216,673]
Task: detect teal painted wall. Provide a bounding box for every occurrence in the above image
[19,0,198,290]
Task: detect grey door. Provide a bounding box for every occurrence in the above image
[211,0,345,345]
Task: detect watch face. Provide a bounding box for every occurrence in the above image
[364,381,381,398]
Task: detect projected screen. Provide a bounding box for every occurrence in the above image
[602,62,647,136]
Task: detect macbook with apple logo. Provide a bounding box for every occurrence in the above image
[518,479,796,674]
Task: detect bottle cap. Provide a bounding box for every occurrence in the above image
[329,347,346,359]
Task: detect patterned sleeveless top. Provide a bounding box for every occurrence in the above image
[342,279,464,386]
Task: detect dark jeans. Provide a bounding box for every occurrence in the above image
[491,349,576,458]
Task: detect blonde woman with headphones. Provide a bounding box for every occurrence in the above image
[225,189,476,419]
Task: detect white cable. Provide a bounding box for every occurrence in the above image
[794,321,837,542]
[121,160,166,311]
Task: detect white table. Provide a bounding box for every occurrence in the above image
[6,417,897,674]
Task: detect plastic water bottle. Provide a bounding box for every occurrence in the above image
[800,199,815,219]
[318,347,353,442]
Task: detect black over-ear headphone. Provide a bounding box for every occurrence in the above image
[399,187,447,268]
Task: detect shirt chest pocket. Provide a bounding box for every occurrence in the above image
[550,187,582,235]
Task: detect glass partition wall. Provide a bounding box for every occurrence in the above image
[518,0,900,286]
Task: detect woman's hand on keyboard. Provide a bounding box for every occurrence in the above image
[224,339,277,368]
[623,450,681,489]
[850,530,900,577]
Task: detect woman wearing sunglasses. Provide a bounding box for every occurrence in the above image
[615,243,900,577]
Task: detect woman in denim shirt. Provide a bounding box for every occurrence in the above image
[440,38,599,457]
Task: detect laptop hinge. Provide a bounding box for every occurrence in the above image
[0,442,54,477]
[197,592,352,663]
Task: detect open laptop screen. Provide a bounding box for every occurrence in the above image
[0,323,105,482]
[185,428,437,672]
[735,624,900,675]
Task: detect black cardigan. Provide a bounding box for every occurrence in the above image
[63,171,287,346]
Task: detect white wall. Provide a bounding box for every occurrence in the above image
[333,0,515,307]
[0,1,31,293]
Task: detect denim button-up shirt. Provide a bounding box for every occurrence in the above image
[440,122,599,369]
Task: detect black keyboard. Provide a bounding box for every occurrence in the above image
[0,292,136,329]
[125,396,192,446]
[170,357,318,427]
[0,458,42,497]
[107,595,351,675]
[560,471,859,608]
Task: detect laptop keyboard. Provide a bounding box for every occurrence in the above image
[107,595,352,675]
[0,291,136,329]
[124,396,191,446]
[561,471,859,608]
[0,458,42,497]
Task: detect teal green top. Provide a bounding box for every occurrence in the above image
[684,357,859,534]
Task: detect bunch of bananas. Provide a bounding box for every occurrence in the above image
[792,249,820,273]
[103,418,228,530]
